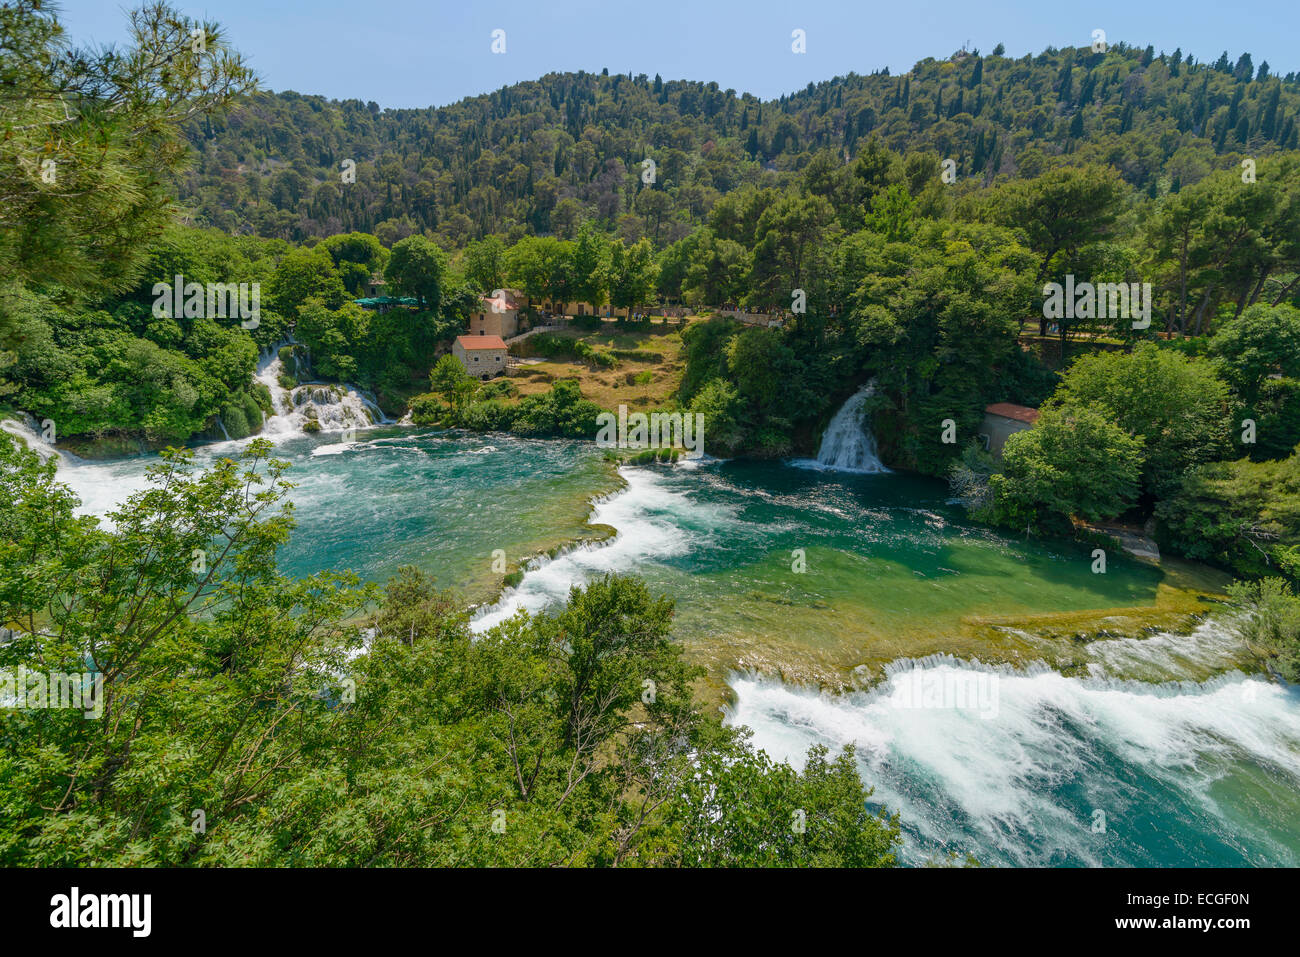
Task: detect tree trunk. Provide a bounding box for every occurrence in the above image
[1191,287,1215,336]
[1271,274,1300,306]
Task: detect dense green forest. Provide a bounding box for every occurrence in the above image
[179,45,1300,245]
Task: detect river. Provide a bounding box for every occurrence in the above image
[17,404,1300,867]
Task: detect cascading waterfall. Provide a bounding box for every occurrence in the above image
[812,382,889,473]
[0,414,76,465]
[255,345,389,437]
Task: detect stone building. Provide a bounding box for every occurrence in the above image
[469,290,525,338]
[979,402,1040,455]
[453,335,508,380]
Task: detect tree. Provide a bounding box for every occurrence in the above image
[608,238,658,313]
[687,377,746,455]
[0,436,380,865]
[319,232,387,295]
[1047,344,1233,499]
[1145,157,1300,335]
[463,236,506,294]
[682,230,747,307]
[982,165,1127,334]
[1234,52,1254,82]
[0,1,255,301]
[570,223,611,307]
[428,353,473,415]
[747,193,837,309]
[1208,303,1300,405]
[295,299,368,381]
[863,183,917,241]
[1227,578,1300,680]
[671,735,901,867]
[385,235,448,310]
[1156,449,1300,582]
[983,406,1144,532]
[505,235,574,305]
[726,327,808,425]
[270,246,347,322]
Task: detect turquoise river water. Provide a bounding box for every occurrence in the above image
[45,425,1300,867]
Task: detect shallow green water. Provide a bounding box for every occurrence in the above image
[61,428,620,605]
[474,458,1202,684]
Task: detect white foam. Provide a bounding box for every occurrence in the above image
[470,466,733,632]
[727,645,1300,865]
[255,347,389,441]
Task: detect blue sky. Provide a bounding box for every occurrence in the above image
[54,0,1300,110]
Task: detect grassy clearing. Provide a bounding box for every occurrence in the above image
[509,318,690,410]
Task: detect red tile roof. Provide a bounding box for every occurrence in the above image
[456,335,507,350]
[481,293,521,312]
[984,402,1041,424]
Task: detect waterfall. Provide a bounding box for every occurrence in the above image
[812,382,889,473]
[214,416,232,441]
[254,347,390,437]
[0,415,79,465]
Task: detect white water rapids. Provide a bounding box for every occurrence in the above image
[254,348,388,437]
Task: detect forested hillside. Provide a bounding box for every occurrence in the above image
[179,43,1300,245]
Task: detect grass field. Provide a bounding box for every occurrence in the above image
[508,318,691,410]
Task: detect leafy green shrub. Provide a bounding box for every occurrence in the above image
[241,392,263,432]
[408,392,444,425]
[458,399,515,432]
[221,403,251,439]
[508,381,603,437]
[1228,578,1300,681]
[252,383,274,417]
[1156,450,1300,581]
[518,333,577,359]
[573,340,617,368]
[476,379,516,400]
